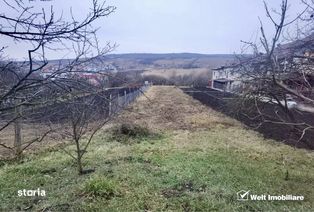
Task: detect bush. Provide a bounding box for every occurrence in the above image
[119,123,150,137]
[109,123,163,144]
[110,123,151,143]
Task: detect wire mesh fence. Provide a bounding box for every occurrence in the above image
[0,84,151,157]
[108,84,150,116]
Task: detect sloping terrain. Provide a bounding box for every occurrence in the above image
[103,53,236,70]
[0,86,313,211]
[115,86,239,131]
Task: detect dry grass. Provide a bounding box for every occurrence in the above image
[114,86,314,180]
[114,86,238,131]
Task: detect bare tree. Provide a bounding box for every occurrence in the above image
[233,0,314,146]
[54,87,110,174]
[0,0,116,157]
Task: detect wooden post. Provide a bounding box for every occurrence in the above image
[124,90,127,105]
[14,104,22,156]
[117,92,120,110]
[109,94,112,116]
[128,87,131,103]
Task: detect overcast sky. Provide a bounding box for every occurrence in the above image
[1,0,307,59]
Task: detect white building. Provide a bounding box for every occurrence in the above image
[211,66,242,92]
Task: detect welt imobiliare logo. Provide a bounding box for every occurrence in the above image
[237,190,304,201]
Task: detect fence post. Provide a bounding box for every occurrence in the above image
[14,104,22,156]
[109,94,112,116]
[117,92,120,110]
[124,90,127,106]
[129,88,131,103]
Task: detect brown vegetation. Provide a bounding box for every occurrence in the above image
[114,86,238,132]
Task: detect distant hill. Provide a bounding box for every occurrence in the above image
[104,53,236,60]
[101,53,238,71]
[13,53,240,72]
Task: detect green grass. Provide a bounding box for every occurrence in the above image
[0,125,313,211]
[83,176,119,199]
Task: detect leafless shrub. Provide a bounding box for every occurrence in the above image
[56,92,110,174]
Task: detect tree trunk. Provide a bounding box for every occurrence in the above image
[75,139,83,174]
[77,156,83,175]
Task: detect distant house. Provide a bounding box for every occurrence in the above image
[210,66,242,92]
[275,33,314,61]
[76,72,104,86]
[211,33,314,93]
[41,64,68,80]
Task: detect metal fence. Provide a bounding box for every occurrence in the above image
[108,85,150,116]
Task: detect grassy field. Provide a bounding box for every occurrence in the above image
[0,86,313,211]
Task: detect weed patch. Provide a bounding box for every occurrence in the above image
[110,123,161,143]
[83,176,120,199]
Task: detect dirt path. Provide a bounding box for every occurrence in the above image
[115,86,239,132]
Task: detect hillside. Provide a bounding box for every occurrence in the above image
[103,53,237,71]
[0,86,313,211]
[40,53,236,71]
